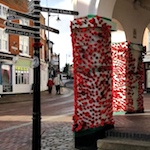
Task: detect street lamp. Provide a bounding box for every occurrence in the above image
[48,40,54,78]
[66,54,70,65]
[47,12,60,51]
[47,12,60,78]
[58,54,60,71]
[66,54,68,65]
[51,53,60,77]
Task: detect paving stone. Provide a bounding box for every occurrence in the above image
[1,90,150,149]
[41,122,75,150]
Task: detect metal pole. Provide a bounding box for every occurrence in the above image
[48,11,50,78]
[58,54,60,71]
[66,54,67,65]
[32,0,41,150]
[48,12,50,44]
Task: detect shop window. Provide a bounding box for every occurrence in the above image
[15,67,29,84]
[1,65,11,85]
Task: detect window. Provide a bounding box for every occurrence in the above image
[20,36,29,55]
[20,18,29,26]
[15,67,29,84]
[0,4,8,19]
[3,30,8,50]
[19,37,24,52]
[3,7,6,16]
[19,18,29,55]
[0,39,1,50]
[0,28,8,52]
[41,45,45,60]
[40,29,45,39]
[148,32,150,52]
[2,65,11,85]
[0,6,1,16]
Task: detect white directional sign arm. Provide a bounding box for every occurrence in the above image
[40,24,59,34]
[34,6,79,15]
[7,15,20,20]
[5,28,37,37]
[5,22,60,36]
[5,21,39,32]
[7,9,38,20]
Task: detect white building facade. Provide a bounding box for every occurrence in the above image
[0,2,48,95]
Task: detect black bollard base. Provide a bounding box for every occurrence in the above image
[74,124,114,150]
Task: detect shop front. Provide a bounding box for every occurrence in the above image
[143,54,150,93]
[0,54,33,95]
[144,61,150,93]
[13,56,33,94]
[0,53,14,95]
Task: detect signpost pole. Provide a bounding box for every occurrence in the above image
[48,11,50,78]
[32,0,41,150]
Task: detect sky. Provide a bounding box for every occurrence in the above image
[40,0,74,69]
[39,0,126,69]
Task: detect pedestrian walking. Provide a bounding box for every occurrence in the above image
[30,83,34,94]
[54,73,62,94]
[47,78,54,94]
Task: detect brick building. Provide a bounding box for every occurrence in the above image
[0,0,48,94]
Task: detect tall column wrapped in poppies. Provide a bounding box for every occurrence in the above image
[126,43,144,113]
[70,15,114,147]
[112,42,129,112]
[112,42,144,113]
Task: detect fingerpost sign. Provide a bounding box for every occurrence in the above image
[34,6,79,15]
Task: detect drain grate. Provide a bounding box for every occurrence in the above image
[105,130,150,141]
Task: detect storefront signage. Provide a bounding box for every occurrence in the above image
[0,55,13,60]
[15,66,29,71]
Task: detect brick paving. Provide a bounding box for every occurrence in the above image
[0,119,75,150]
[0,88,77,150]
[0,90,150,149]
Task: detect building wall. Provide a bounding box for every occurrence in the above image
[0,0,48,94]
[0,0,28,12]
[0,0,29,56]
[40,13,48,91]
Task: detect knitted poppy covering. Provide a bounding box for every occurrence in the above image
[112,42,144,113]
[70,16,114,136]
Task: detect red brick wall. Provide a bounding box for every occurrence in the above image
[40,13,46,60]
[0,0,46,59]
[0,0,28,12]
[0,0,28,55]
